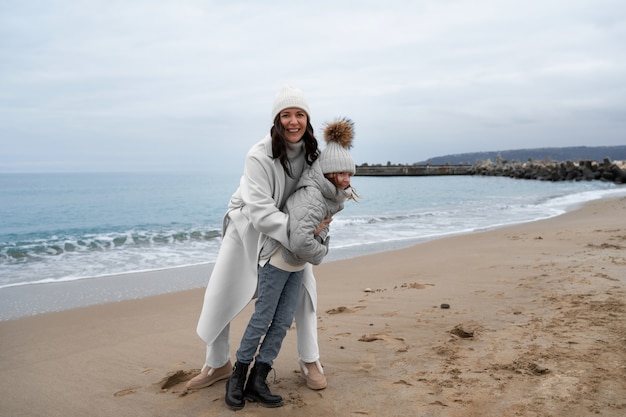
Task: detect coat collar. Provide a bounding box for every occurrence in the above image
[261,133,273,157]
[260,134,286,202]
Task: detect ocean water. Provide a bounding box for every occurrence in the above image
[1,172,625,319]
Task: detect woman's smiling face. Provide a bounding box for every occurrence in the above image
[279,107,308,143]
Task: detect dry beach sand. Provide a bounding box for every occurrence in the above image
[1,196,625,417]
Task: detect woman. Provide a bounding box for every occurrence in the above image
[188,85,328,393]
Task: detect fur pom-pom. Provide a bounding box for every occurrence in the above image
[323,117,354,149]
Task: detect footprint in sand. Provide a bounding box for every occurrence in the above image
[115,370,197,398]
[595,272,618,281]
[113,388,137,397]
[398,282,434,290]
[358,353,377,370]
[329,331,352,342]
[326,305,366,314]
[358,333,409,352]
[159,369,196,390]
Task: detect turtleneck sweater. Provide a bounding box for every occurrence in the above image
[281,139,306,209]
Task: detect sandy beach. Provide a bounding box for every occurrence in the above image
[1,196,625,417]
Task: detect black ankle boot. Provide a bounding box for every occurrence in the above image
[225,361,249,410]
[244,362,283,408]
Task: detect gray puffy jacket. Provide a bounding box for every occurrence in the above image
[260,159,349,266]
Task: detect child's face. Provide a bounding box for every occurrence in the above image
[327,172,352,190]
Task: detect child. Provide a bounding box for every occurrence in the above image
[225,117,358,410]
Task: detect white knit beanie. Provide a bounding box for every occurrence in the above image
[319,117,356,175]
[271,85,310,121]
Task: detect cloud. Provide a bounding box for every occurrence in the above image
[1,0,625,172]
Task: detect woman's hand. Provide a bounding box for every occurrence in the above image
[314,217,333,236]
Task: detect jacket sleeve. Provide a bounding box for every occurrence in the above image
[239,150,290,248]
[286,192,329,265]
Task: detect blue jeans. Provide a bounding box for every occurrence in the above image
[236,263,304,366]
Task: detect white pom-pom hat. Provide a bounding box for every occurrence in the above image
[318,117,355,175]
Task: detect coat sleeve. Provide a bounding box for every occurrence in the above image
[286,191,329,265]
[239,150,291,248]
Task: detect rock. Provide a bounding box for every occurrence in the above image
[469,159,626,184]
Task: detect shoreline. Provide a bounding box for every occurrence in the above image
[1,195,624,416]
[2,190,623,322]
[0,262,213,321]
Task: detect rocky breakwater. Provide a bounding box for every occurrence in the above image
[469,158,626,184]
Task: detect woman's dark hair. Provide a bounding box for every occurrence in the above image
[270,115,319,178]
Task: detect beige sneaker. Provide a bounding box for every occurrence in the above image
[299,360,327,390]
[186,360,232,390]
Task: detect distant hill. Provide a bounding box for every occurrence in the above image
[419,146,626,165]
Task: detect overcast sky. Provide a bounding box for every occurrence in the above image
[1,0,624,173]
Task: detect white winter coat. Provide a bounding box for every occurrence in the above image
[196,134,317,346]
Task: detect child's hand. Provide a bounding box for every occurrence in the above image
[314,217,333,236]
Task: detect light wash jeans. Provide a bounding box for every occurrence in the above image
[203,280,319,368]
[201,224,319,368]
[235,263,304,366]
